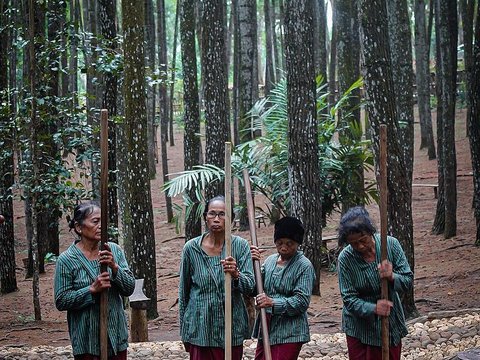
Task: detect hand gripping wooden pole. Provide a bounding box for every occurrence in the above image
[224,142,232,360]
[379,124,389,360]
[243,169,272,360]
[100,109,109,360]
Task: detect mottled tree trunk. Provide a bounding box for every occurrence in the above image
[387,0,415,184]
[312,0,326,79]
[145,0,157,178]
[284,0,322,295]
[328,0,337,110]
[168,0,179,147]
[180,0,202,241]
[237,0,258,230]
[469,7,480,245]
[414,0,436,159]
[359,0,417,318]
[336,0,362,211]
[99,0,119,238]
[201,0,229,199]
[460,0,475,137]
[157,0,173,222]
[264,0,275,97]
[436,0,457,239]
[0,0,17,294]
[122,0,158,319]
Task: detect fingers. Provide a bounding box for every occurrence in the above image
[254,293,272,309]
[221,257,238,274]
[375,299,394,316]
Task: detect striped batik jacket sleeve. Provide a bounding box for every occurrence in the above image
[109,242,135,297]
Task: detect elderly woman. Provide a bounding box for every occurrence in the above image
[337,206,413,360]
[250,216,315,360]
[178,195,255,360]
[54,201,135,360]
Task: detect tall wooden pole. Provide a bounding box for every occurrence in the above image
[379,124,389,360]
[100,109,109,360]
[243,169,272,360]
[224,142,232,360]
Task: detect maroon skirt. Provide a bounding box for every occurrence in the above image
[254,341,303,360]
[346,336,402,360]
[74,349,127,360]
[186,343,243,360]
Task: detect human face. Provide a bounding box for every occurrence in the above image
[275,237,299,259]
[205,200,226,233]
[76,207,101,242]
[346,232,374,254]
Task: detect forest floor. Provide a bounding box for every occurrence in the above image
[0,109,478,348]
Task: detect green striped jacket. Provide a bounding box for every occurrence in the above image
[178,234,255,347]
[54,241,135,356]
[338,234,413,347]
[253,250,315,345]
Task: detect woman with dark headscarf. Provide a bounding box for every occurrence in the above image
[337,206,413,360]
[250,216,315,360]
[178,195,255,360]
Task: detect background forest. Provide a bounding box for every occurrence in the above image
[0,0,479,332]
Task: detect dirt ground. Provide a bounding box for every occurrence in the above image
[0,109,478,348]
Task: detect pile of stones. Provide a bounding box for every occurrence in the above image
[0,312,479,359]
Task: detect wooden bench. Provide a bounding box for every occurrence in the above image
[233,214,266,229]
[412,183,438,198]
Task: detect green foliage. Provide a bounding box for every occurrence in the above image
[163,77,376,231]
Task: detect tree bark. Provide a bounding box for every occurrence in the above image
[469,5,480,245]
[0,0,17,294]
[201,0,229,199]
[264,0,275,97]
[284,0,322,295]
[122,0,158,319]
[157,0,173,222]
[414,0,436,159]
[99,0,119,238]
[180,0,202,241]
[359,0,417,318]
[436,0,457,239]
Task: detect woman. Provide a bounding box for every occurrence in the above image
[54,201,135,360]
[250,216,315,360]
[178,195,255,360]
[337,206,413,360]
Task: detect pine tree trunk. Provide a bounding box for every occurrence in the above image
[436,0,457,239]
[180,0,202,241]
[0,0,17,294]
[328,0,337,110]
[469,7,480,245]
[414,0,436,159]
[122,0,158,319]
[359,0,417,318]
[460,0,474,137]
[284,0,322,295]
[99,0,119,238]
[202,0,229,200]
[264,0,275,96]
[157,0,173,222]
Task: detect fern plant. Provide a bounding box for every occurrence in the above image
[163,77,376,230]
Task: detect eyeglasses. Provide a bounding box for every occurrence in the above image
[206,211,226,219]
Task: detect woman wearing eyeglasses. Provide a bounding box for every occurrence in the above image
[178,195,255,360]
[250,216,315,360]
[337,206,413,360]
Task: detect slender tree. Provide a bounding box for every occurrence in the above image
[313,0,327,79]
[284,0,323,295]
[387,0,415,183]
[469,3,480,245]
[180,0,202,241]
[435,0,457,239]
[201,0,229,199]
[359,0,417,318]
[99,0,119,236]
[0,0,17,294]
[414,0,436,159]
[122,0,158,318]
[328,0,338,110]
[145,0,156,177]
[460,0,475,136]
[264,0,275,97]
[157,0,173,222]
